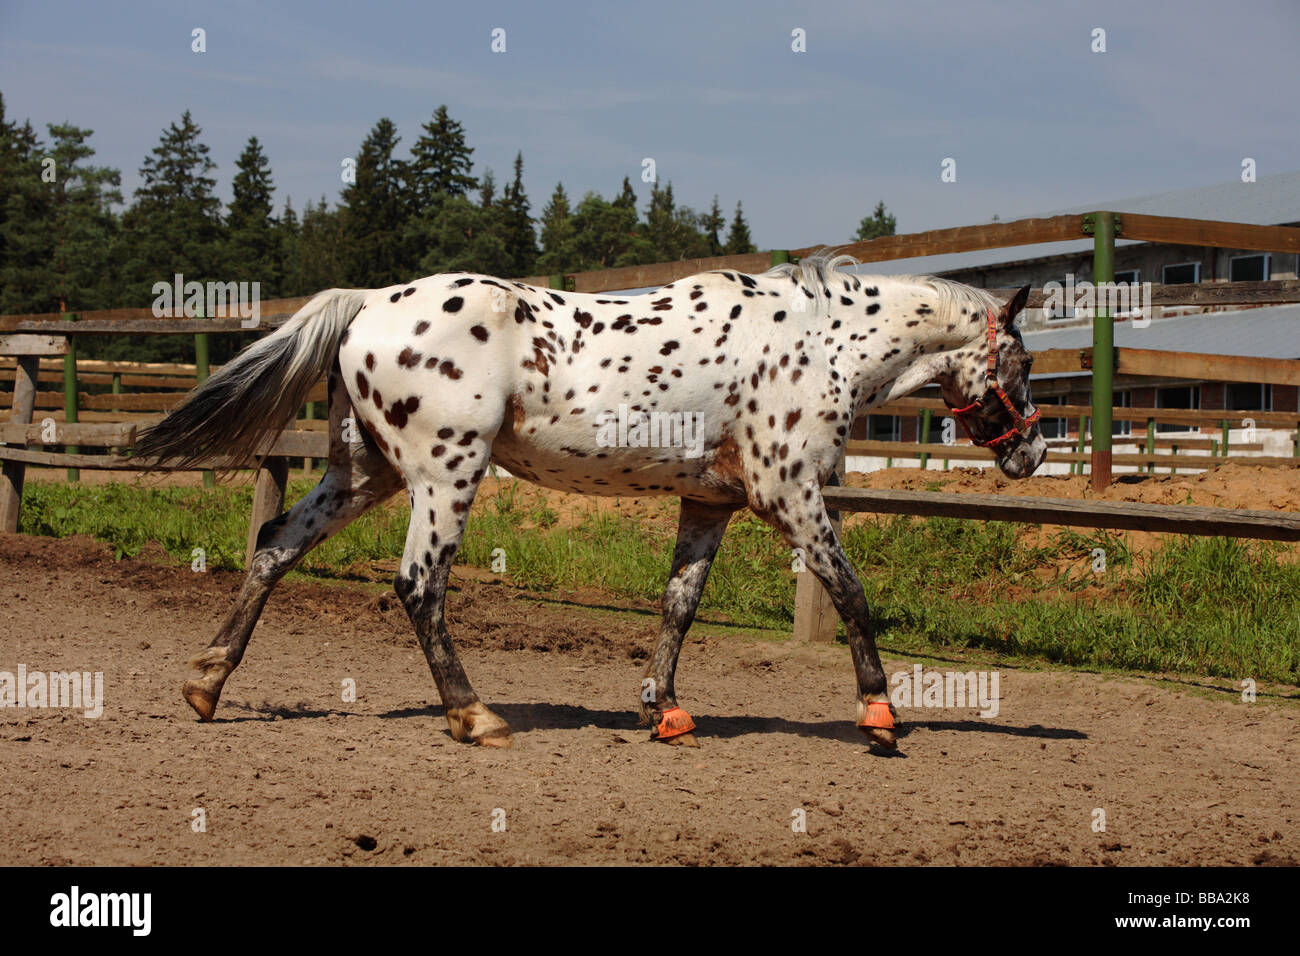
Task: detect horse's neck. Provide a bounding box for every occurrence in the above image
[838,283,965,407]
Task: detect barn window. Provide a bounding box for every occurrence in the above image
[1162,262,1200,285]
[1228,254,1270,282]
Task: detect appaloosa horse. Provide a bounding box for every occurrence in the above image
[136,255,1045,751]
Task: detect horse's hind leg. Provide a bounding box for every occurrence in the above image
[394,452,510,747]
[638,499,735,746]
[182,384,403,720]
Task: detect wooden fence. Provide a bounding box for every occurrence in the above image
[2,210,1299,641]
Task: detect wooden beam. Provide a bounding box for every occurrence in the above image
[0,334,69,356]
[0,296,313,328]
[796,215,1083,265]
[0,421,138,446]
[1118,214,1300,255]
[1113,347,1300,386]
[820,487,1300,541]
[0,427,328,468]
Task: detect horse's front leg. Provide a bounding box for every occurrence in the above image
[752,482,897,750]
[638,498,735,746]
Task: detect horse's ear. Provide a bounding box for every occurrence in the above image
[999,285,1031,329]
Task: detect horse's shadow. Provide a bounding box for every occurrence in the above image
[211,698,1087,747]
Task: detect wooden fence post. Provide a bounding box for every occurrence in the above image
[63,313,79,482]
[793,449,846,643]
[245,456,289,569]
[195,321,214,489]
[1,335,68,532]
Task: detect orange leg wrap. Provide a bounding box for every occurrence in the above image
[655,705,697,739]
[857,700,895,730]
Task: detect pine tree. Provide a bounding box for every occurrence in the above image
[408,105,478,214]
[107,111,225,361]
[43,124,122,313]
[117,110,224,300]
[277,197,302,294]
[298,197,348,293]
[645,183,710,261]
[500,152,538,276]
[0,116,50,314]
[724,200,756,255]
[612,177,638,210]
[340,118,410,287]
[535,183,574,274]
[478,168,496,207]
[855,200,896,241]
[224,136,279,294]
[420,196,509,277]
[701,195,726,256]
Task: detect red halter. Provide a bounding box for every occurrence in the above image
[946,308,1040,453]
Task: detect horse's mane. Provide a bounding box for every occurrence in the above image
[757,250,999,320]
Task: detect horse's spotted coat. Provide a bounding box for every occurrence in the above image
[174,258,1046,749]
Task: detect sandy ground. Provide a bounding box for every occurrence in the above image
[0,532,1296,866]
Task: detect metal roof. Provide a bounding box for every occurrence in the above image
[1022,303,1300,382]
[852,169,1300,278]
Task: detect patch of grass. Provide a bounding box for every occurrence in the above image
[15,479,1300,683]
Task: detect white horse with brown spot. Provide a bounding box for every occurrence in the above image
[136,256,1045,751]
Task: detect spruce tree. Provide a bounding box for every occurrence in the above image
[701,196,726,256]
[724,200,756,255]
[612,176,638,210]
[478,168,496,207]
[0,118,51,314]
[340,118,409,287]
[408,105,477,214]
[299,197,348,293]
[500,152,537,276]
[535,183,574,274]
[225,136,278,293]
[277,198,302,294]
[118,110,224,297]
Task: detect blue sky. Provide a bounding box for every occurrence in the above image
[2,0,1297,249]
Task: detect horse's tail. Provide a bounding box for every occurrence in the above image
[134,288,368,470]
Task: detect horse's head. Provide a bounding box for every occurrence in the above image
[940,285,1047,479]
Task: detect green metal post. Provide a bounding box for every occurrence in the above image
[1221,420,1230,458]
[195,327,214,489]
[63,313,79,482]
[1146,418,1156,475]
[1089,212,1116,490]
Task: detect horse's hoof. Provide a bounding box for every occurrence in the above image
[861,725,898,749]
[447,702,512,747]
[474,728,514,749]
[182,681,219,722]
[658,731,699,748]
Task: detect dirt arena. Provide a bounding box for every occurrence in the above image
[1,516,1296,866]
